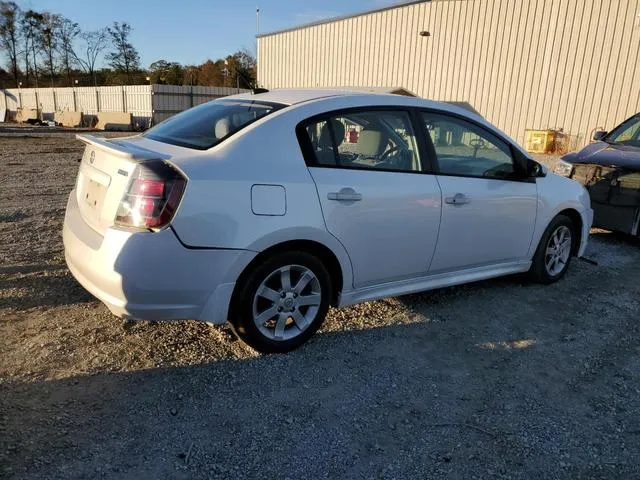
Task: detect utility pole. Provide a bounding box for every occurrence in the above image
[256,7,260,88]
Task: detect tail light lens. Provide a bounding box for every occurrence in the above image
[115,161,186,230]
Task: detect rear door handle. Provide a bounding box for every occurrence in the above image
[328,187,362,202]
[444,193,470,205]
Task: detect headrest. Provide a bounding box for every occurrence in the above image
[231,113,243,127]
[215,118,231,139]
[357,129,387,156]
[319,119,346,149]
[330,119,345,144]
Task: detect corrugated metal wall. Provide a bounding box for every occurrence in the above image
[0,85,249,127]
[0,85,153,127]
[257,0,640,148]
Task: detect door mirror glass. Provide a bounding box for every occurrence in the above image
[593,130,608,141]
[527,158,545,177]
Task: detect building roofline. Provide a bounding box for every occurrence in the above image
[256,0,430,38]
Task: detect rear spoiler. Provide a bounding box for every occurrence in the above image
[76,134,170,160]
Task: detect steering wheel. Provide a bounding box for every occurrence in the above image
[380,145,400,161]
[469,138,485,157]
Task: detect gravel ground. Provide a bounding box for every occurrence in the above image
[1,135,639,479]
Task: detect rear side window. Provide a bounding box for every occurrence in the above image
[300,110,422,172]
[144,99,284,150]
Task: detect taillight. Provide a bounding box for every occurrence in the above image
[115,161,186,230]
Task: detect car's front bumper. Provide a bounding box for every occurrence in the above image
[578,207,594,257]
[63,192,255,323]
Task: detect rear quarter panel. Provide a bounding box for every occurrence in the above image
[167,100,365,290]
[168,106,328,251]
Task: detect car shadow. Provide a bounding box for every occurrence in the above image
[2,310,638,479]
[3,234,639,478]
[0,321,540,479]
[0,264,94,310]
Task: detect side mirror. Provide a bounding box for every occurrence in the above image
[593,130,608,141]
[527,158,545,178]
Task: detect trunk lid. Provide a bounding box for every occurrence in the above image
[74,135,171,235]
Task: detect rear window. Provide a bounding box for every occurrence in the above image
[144,99,284,150]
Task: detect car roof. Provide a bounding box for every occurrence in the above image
[227,88,484,119]
[228,88,434,106]
[228,88,396,106]
[224,88,526,155]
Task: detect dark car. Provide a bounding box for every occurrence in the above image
[554,113,640,236]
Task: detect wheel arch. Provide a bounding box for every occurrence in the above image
[230,238,348,318]
[556,208,584,255]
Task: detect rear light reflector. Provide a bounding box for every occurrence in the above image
[131,178,165,197]
[115,161,186,230]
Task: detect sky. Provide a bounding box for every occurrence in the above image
[15,0,406,67]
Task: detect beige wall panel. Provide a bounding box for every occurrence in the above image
[502,0,525,133]
[541,0,569,130]
[566,1,600,143]
[553,0,583,137]
[492,0,514,129]
[587,0,621,132]
[622,0,640,120]
[603,0,634,127]
[258,0,640,146]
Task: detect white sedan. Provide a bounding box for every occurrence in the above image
[63,89,593,353]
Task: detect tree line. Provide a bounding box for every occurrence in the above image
[0,1,256,89]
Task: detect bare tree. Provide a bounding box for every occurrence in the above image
[21,9,43,87]
[0,1,20,86]
[57,17,79,86]
[40,12,61,86]
[230,48,256,88]
[73,28,107,86]
[105,22,140,84]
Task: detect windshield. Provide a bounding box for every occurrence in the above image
[144,99,284,150]
[605,114,640,146]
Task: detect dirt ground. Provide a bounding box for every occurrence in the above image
[1,134,639,479]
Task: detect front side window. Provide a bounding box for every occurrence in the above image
[301,110,422,172]
[144,99,284,150]
[421,113,516,179]
[606,115,640,146]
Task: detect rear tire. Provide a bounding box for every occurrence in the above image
[529,214,575,284]
[229,251,332,353]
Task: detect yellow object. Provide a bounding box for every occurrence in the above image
[524,129,557,154]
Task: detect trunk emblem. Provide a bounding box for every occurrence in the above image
[89,151,95,164]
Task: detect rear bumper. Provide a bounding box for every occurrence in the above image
[63,192,255,323]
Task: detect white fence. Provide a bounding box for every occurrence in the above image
[0,84,249,129]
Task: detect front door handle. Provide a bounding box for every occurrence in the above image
[444,193,470,205]
[327,187,362,202]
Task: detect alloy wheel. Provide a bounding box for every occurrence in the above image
[252,264,322,341]
[545,225,572,276]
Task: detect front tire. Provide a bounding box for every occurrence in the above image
[230,251,332,353]
[529,214,575,284]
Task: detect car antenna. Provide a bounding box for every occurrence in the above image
[252,88,269,94]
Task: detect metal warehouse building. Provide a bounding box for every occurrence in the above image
[257,0,640,149]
